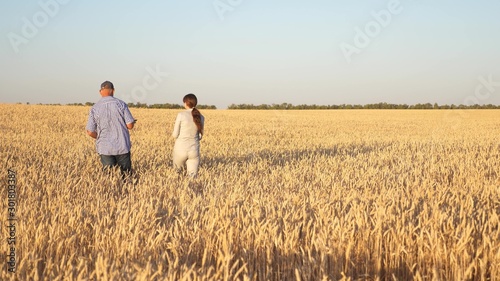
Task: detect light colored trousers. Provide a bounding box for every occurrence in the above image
[172,149,200,177]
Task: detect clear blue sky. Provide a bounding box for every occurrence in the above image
[1,0,499,109]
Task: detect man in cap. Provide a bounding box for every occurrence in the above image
[86,81,136,177]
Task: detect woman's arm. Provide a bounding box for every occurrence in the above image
[199,115,205,140]
[172,113,181,138]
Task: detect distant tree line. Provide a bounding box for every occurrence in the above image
[126,102,216,109]
[66,102,217,109]
[67,102,96,107]
[20,102,500,110]
[227,102,500,110]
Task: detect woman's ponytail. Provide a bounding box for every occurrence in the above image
[183,93,203,135]
[191,107,203,135]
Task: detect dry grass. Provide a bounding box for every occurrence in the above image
[1,104,499,280]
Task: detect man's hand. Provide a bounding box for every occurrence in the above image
[87,130,97,139]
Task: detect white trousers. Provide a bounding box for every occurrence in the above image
[172,149,200,177]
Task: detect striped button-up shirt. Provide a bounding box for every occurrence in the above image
[86,96,135,155]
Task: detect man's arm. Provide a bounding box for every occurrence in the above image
[86,107,98,139]
[87,130,97,139]
[123,103,135,130]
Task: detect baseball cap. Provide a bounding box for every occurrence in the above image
[100,81,114,90]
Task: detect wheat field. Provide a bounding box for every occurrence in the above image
[1,104,499,280]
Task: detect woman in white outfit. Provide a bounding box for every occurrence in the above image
[172,94,204,177]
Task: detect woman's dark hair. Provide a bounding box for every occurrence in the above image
[183,94,203,135]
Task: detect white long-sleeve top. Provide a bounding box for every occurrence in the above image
[172,109,204,151]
